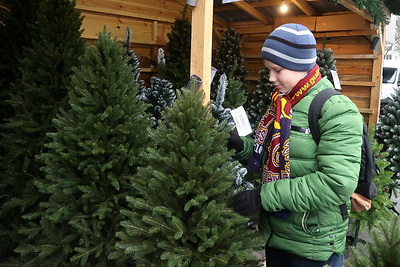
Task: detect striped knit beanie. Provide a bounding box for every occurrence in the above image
[261,23,316,71]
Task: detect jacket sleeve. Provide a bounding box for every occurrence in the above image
[260,94,363,212]
[234,136,254,162]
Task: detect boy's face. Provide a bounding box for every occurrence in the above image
[263,59,308,94]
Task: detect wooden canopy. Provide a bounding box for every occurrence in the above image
[75,0,391,125]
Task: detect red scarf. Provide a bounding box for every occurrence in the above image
[248,64,321,184]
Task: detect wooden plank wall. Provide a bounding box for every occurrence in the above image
[75,0,189,84]
[235,13,383,125]
[75,1,383,125]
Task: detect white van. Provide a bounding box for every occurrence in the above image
[381,60,400,104]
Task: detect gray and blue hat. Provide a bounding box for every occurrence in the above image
[261,23,316,71]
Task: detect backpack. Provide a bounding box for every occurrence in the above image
[307,89,378,218]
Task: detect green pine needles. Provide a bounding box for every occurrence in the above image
[117,88,264,266]
[0,0,85,261]
[316,48,337,86]
[353,0,388,25]
[212,28,248,102]
[348,126,394,245]
[345,215,400,266]
[376,87,400,197]
[20,30,151,265]
[328,0,388,25]
[223,64,247,109]
[247,67,274,130]
[138,48,176,126]
[164,15,191,90]
[0,0,41,122]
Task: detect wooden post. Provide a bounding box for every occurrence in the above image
[370,26,385,124]
[190,0,213,105]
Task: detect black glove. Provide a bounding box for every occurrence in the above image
[232,189,261,216]
[227,130,244,153]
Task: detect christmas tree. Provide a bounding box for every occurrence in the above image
[223,64,247,109]
[212,28,248,102]
[0,0,41,123]
[246,67,274,131]
[163,5,191,90]
[316,47,337,86]
[116,87,264,266]
[348,126,394,246]
[138,48,176,126]
[0,0,85,260]
[18,30,151,265]
[376,87,400,198]
[344,215,400,266]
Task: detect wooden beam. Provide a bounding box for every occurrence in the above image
[340,81,375,86]
[274,16,316,30]
[334,54,377,59]
[190,0,213,105]
[315,13,367,32]
[236,25,274,35]
[358,108,374,114]
[314,29,378,38]
[213,14,229,28]
[231,20,266,28]
[215,0,282,11]
[75,0,180,23]
[288,0,318,16]
[80,12,169,45]
[338,0,373,23]
[233,1,269,25]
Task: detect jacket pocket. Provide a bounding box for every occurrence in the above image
[301,211,321,236]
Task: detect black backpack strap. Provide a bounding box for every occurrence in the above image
[308,89,341,144]
[308,89,349,220]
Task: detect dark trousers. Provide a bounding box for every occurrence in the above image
[265,246,344,267]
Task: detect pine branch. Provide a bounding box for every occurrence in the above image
[345,215,400,266]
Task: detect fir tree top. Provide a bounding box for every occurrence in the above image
[212,28,248,100]
[164,14,191,89]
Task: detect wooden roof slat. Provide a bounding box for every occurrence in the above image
[314,29,378,38]
[76,0,183,23]
[215,0,285,12]
[340,81,375,86]
[358,108,374,114]
[213,14,229,28]
[233,1,269,25]
[236,25,274,34]
[334,54,377,59]
[288,0,318,16]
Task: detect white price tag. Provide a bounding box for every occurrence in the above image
[330,70,342,90]
[230,106,252,136]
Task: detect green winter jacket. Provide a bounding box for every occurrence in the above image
[238,77,363,261]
